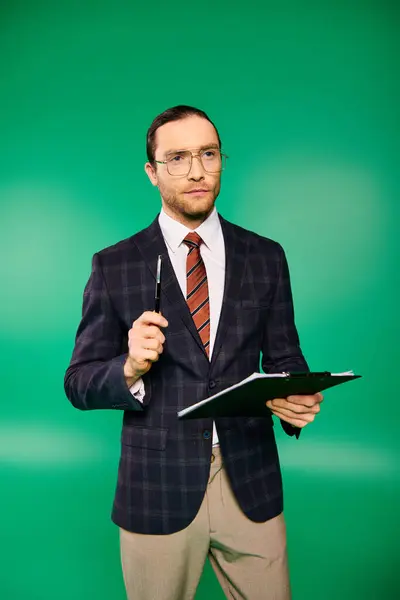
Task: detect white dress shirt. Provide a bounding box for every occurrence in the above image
[130,206,226,446]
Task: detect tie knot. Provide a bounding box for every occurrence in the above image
[183,232,203,249]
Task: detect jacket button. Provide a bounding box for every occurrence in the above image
[203,430,211,439]
[209,380,216,389]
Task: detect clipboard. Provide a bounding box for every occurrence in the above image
[177,371,361,419]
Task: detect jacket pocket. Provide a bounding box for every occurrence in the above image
[121,426,168,450]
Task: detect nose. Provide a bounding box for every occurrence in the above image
[188,154,205,180]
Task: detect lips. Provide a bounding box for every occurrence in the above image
[185,189,209,193]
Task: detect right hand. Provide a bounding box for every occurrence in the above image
[124,311,168,385]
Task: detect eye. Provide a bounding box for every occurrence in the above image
[169,153,185,162]
[203,150,217,158]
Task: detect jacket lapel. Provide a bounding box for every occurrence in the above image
[210,215,248,368]
[134,216,208,358]
[134,214,248,365]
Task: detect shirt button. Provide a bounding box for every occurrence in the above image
[203,430,211,439]
[209,380,216,389]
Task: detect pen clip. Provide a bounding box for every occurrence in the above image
[154,254,162,313]
[156,254,162,284]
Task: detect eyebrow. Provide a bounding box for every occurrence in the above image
[164,143,220,157]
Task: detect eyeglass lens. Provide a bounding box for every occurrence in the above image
[167,149,224,175]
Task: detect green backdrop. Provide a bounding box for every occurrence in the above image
[1,2,399,599]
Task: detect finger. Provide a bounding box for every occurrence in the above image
[286,393,323,407]
[289,400,320,414]
[135,311,168,328]
[142,348,160,362]
[269,408,312,428]
[269,406,310,427]
[268,398,321,415]
[141,325,166,344]
[288,393,323,405]
[140,338,163,354]
[271,405,317,424]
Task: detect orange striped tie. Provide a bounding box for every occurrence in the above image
[183,232,210,357]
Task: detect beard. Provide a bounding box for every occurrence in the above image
[157,178,220,223]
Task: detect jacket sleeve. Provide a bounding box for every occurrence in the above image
[261,243,309,438]
[64,252,150,411]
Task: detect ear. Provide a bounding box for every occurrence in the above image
[145,162,158,187]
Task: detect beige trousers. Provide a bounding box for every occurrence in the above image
[120,446,291,600]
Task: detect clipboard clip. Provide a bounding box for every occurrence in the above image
[282,371,331,377]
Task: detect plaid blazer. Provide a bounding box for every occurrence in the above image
[64,214,309,535]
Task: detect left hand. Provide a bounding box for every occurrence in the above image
[266,393,323,429]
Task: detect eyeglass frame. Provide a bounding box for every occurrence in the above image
[153,146,229,176]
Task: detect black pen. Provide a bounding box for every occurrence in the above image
[154,254,162,313]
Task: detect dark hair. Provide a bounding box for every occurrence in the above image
[146,105,222,165]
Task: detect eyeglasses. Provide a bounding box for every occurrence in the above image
[154,147,228,177]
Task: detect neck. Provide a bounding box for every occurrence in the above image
[161,203,213,230]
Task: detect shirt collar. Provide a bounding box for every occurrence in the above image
[158,206,221,253]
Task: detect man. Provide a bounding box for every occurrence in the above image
[64,105,323,600]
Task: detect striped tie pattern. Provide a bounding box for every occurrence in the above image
[183,232,210,357]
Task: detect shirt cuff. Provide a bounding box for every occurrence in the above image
[129,378,145,403]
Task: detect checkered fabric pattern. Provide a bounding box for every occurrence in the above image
[64,214,309,535]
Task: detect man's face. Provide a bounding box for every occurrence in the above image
[145,116,222,225]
